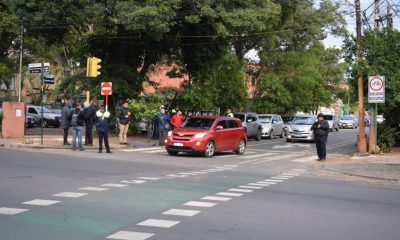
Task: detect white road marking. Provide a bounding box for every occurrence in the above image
[53,192,87,198]
[225,165,239,167]
[79,187,109,191]
[216,192,243,197]
[121,180,146,184]
[282,173,300,176]
[22,199,60,206]
[202,196,232,201]
[137,219,180,228]
[279,175,294,178]
[238,152,277,159]
[167,174,187,178]
[228,188,253,193]
[263,179,284,182]
[162,209,201,217]
[256,181,277,185]
[184,201,218,207]
[101,183,129,188]
[106,231,154,240]
[249,183,270,186]
[120,147,163,152]
[137,177,160,181]
[271,177,291,180]
[0,207,29,215]
[190,172,208,174]
[238,185,263,189]
[178,172,198,175]
[292,169,307,171]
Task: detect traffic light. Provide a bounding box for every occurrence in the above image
[86,57,102,77]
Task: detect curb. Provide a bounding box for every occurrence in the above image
[321,165,400,182]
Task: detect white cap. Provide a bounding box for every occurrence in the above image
[84,102,90,108]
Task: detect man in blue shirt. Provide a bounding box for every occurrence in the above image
[156,105,170,146]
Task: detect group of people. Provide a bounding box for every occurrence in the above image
[61,100,112,153]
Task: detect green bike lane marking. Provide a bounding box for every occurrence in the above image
[0,172,267,240]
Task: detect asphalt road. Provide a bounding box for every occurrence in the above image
[1,129,399,240]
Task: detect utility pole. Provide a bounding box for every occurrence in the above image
[356,0,367,154]
[18,21,23,102]
[374,0,380,28]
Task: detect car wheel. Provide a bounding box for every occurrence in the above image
[280,129,285,138]
[235,139,246,155]
[255,130,262,141]
[55,124,60,128]
[269,130,274,140]
[204,141,215,157]
[167,150,179,156]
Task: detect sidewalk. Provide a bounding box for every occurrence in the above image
[0,134,159,150]
[321,148,400,181]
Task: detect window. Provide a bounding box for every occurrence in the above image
[216,120,228,129]
[227,120,238,128]
[233,114,245,122]
[259,116,272,124]
[181,118,215,130]
[28,108,37,114]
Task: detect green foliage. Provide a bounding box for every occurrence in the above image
[127,96,165,135]
[377,124,400,153]
[178,53,248,113]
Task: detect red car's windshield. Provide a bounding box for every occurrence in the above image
[181,118,215,130]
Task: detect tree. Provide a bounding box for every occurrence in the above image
[344,28,400,127]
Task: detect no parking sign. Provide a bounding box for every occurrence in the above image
[368,76,385,103]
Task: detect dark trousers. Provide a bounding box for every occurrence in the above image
[63,128,69,143]
[98,131,110,152]
[315,135,328,160]
[85,125,93,145]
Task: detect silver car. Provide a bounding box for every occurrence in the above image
[286,115,317,142]
[259,114,285,139]
[339,115,358,129]
[233,112,262,141]
[324,114,340,132]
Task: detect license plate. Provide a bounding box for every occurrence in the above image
[173,142,184,147]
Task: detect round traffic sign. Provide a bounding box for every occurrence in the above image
[101,82,112,95]
[369,77,384,92]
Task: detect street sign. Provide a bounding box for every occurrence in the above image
[28,63,50,74]
[368,76,385,103]
[101,82,112,95]
[43,74,55,84]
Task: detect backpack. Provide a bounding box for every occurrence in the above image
[71,111,78,127]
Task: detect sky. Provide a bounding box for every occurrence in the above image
[245,0,400,61]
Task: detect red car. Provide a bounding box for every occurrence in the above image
[165,116,247,157]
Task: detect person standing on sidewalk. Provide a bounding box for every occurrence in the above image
[83,101,96,146]
[96,105,112,154]
[118,102,131,145]
[171,110,184,129]
[61,100,72,145]
[156,105,171,146]
[70,103,85,151]
[311,113,330,161]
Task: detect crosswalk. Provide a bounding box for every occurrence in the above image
[120,146,318,163]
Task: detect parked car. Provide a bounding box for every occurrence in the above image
[376,115,385,124]
[25,115,36,128]
[339,115,358,129]
[282,115,295,133]
[286,115,317,142]
[165,116,247,157]
[233,112,262,141]
[26,105,61,128]
[324,114,340,132]
[258,114,285,139]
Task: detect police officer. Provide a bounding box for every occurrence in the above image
[311,113,330,161]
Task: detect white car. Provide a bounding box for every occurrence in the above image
[26,105,61,128]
